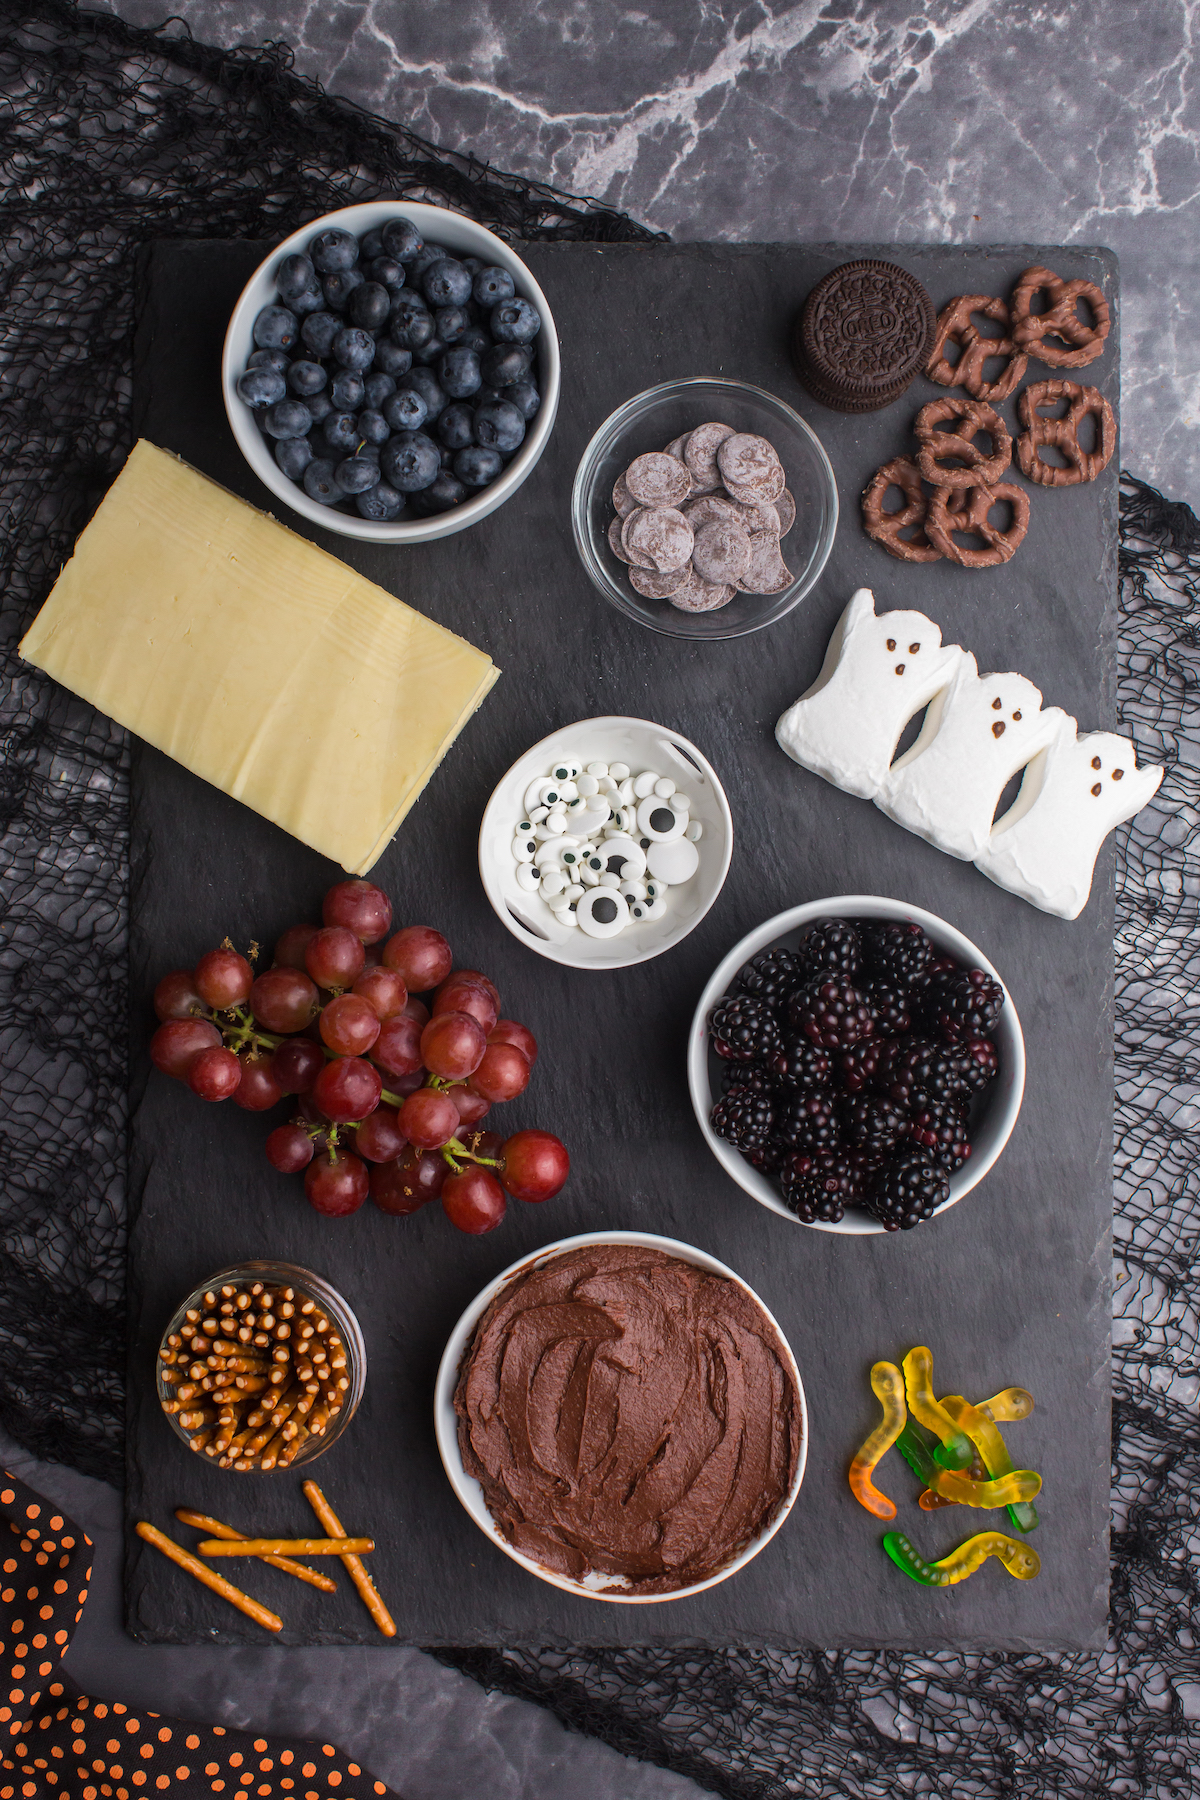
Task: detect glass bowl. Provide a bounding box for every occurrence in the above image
[571,377,838,640]
[156,1261,366,1471]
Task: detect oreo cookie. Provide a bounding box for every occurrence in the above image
[793,260,935,413]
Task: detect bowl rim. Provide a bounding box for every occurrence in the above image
[477,714,735,969]
[221,199,561,545]
[570,375,839,641]
[687,895,1026,1235]
[433,1228,809,1603]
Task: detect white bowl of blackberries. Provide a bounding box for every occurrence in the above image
[222,200,560,543]
[687,898,1025,1236]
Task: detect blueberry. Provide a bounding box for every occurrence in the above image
[359,228,385,262]
[289,286,325,317]
[323,412,360,454]
[505,376,541,422]
[381,217,424,264]
[461,256,485,277]
[247,348,291,372]
[310,228,359,274]
[303,459,340,505]
[490,297,542,343]
[433,305,471,345]
[236,366,287,409]
[333,326,376,371]
[287,360,327,398]
[454,444,503,488]
[350,282,391,332]
[409,243,447,283]
[481,343,532,388]
[381,430,440,492]
[383,388,428,432]
[275,436,314,480]
[368,256,407,292]
[363,372,396,408]
[276,253,317,300]
[473,265,515,308]
[357,442,382,464]
[411,471,468,513]
[402,367,445,417]
[439,445,454,468]
[323,268,365,313]
[412,335,447,367]
[436,403,476,450]
[422,258,472,308]
[474,398,526,453]
[472,383,505,408]
[439,347,482,399]
[391,310,436,353]
[459,325,490,354]
[356,481,406,521]
[357,408,391,446]
[306,391,334,424]
[253,305,299,351]
[330,370,365,411]
[300,311,341,357]
[334,456,381,495]
[263,399,313,439]
[372,340,413,377]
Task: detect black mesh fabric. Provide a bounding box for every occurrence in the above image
[1,3,1198,1794]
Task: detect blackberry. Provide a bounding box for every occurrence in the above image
[789,976,875,1050]
[864,980,911,1038]
[747,1138,788,1175]
[907,1103,973,1172]
[957,1035,1000,1091]
[775,1091,840,1152]
[780,1151,857,1224]
[709,993,781,1063]
[770,1034,834,1092]
[737,947,805,1011]
[841,1094,907,1157]
[838,1037,898,1094]
[721,1061,774,1097]
[860,920,934,987]
[845,1149,886,1195]
[924,968,1005,1043]
[710,1088,774,1151]
[888,1039,963,1110]
[867,1150,949,1230]
[795,918,863,980]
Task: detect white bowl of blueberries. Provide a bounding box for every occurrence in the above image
[222,201,560,543]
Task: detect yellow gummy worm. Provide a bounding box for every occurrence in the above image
[902,1348,973,1467]
[980,1387,1035,1424]
[927,1462,1040,1508]
[884,1529,1041,1587]
[943,1392,1040,1534]
[848,1362,907,1519]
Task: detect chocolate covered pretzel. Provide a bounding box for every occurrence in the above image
[925,294,1028,403]
[925,480,1030,568]
[915,396,1012,490]
[1016,379,1116,486]
[1010,265,1110,370]
[861,456,943,564]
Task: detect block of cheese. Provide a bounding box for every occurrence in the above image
[19,441,500,874]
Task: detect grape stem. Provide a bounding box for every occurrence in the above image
[441,1136,501,1175]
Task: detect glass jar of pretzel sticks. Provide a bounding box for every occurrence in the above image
[156,1262,366,1471]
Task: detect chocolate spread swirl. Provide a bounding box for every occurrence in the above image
[454,1243,802,1594]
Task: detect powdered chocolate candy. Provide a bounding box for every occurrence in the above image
[692,519,752,585]
[735,530,793,594]
[730,495,782,537]
[612,472,637,517]
[717,433,785,503]
[668,567,735,612]
[608,514,634,563]
[683,493,743,532]
[683,422,735,494]
[629,563,691,598]
[623,505,693,573]
[663,433,690,461]
[774,488,796,534]
[625,451,691,507]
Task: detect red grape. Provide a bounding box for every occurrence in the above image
[399,1087,459,1149]
[232,1052,283,1111]
[370,1013,423,1079]
[153,970,207,1023]
[442,1167,507,1233]
[250,967,319,1034]
[402,995,430,1026]
[458,1127,504,1162]
[499,1129,569,1201]
[351,967,408,1021]
[323,879,393,944]
[420,1011,487,1080]
[266,1123,315,1172]
[306,926,365,990]
[370,1147,447,1215]
[194,947,254,1010]
[150,1017,223,1079]
[388,1066,427,1097]
[313,1055,382,1123]
[382,925,453,991]
[488,1019,538,1066]
[449,1086,491,1125]
[446,968,501,1011]
[432,979,497,1032]
[305,1150,369,1216]
[187,1045,242,1101]
[353,1106,409,1163]
[275,923,319,969]
[272,1037,325,1094]
[320,993,381,1056]
[468,1042,530,1103]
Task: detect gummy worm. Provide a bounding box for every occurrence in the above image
[980,1387,1035,1425]
[883,1530,1041,1588]
[848,1362,907,1519]
[896,1424,1040,1508]
[902,1347,973,1470]
[942,1393,1040,1535]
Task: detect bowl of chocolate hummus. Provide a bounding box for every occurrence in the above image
[435,1231,807,1602]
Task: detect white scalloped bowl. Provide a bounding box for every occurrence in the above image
[434,1230,807,1603]
[688,897,1025,1235]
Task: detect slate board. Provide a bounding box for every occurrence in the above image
[123,239,1118,1649]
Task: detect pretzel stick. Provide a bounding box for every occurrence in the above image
[199,1536,373,1557]
[136,1522,281,1632]
[175,1511,337,1593]
[302,1481,395,1638]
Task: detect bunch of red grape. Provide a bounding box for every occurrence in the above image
[149,878,569,1233]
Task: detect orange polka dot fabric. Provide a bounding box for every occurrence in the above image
[0,1475,401,1800]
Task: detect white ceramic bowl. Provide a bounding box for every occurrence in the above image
[478,716,733,969]
[222,201,560,543]
[434,1230,807,1603]
[688,897,1026,1235]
